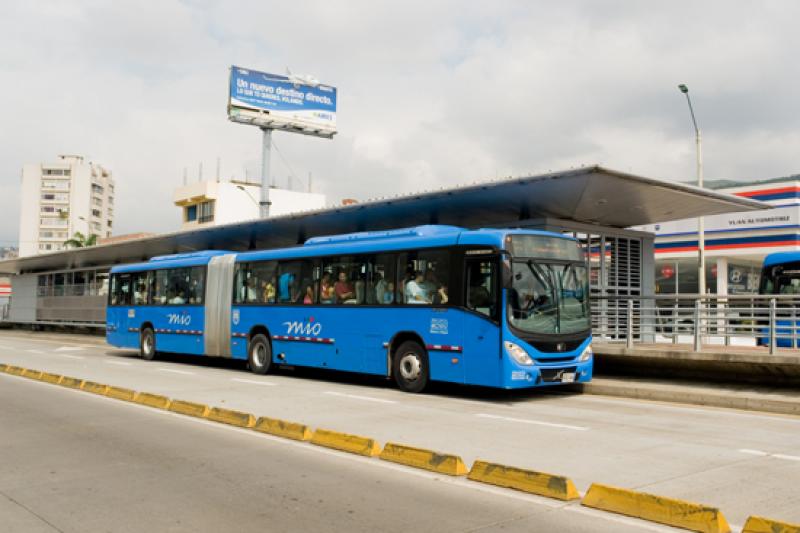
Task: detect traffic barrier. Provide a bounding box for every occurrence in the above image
[582,483,731,533]
[39,372,62,384]
[133,392,171,410]
[21,368,42,380]
[59,376,85,389]
[81,381,109,395]
[169,400,210,418]
[206,407,255,428]
[105,386,137,402]
[0,363,6,372]
[254,416,312,441]
[742,515,800,533]
[468,460,580,501]
[5,365,23,376]
[310,428,380,457]
[380,443,467,476]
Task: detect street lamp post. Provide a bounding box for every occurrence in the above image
[678,84,705,297]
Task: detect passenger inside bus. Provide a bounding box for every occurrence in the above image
[335,270,354,303]
[320,272,335,304]
[405,271,429,304]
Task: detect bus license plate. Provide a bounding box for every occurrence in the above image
[561,372,576,383]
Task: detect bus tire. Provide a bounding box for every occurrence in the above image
[140,328,157,361]
[248,334,272,375]
[392,340,429,393]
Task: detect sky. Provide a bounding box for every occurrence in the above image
[1,0,798,247]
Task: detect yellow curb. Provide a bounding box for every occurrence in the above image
[81,381,109,395]
[742,515,800,533]
[468,460,580,501]
[133,392,172,410]
[59,376,85,389]
[581,483,731,533]
[380,443,467,476]
[39,372,62,384]
[0,363,7,372]
[5,365,24,376]
[310,428,380,457]
[105,386,137,402]
[206,407,256,428]
[254,416,312,441]
[169,400,210,418]
[21,368,43,380]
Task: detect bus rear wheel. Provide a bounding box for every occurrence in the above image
[392,340,429,393]
[248,334,272,375]
[140,328,157,360]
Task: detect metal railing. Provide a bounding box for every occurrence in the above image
[36,283,108,298]
[591,294,800,354]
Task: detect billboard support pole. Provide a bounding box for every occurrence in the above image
[260,127,272,218]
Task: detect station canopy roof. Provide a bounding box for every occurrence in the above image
[0,166,767,275]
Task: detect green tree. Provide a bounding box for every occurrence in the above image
[63,231,98,249]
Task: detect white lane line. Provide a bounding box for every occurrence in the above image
[55,346,85,352]
[739,449,800,462]
[105,360,133,367]
[231,378,277,387]
[26,349,45,354]
[476,413,589,431]
[323,391,397,404]
[157,368,195,375]
[59,354,85,360]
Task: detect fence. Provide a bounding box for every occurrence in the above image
[591,294,800,354]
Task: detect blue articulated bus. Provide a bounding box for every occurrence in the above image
[107,225,593,392]
[758,251,800,347]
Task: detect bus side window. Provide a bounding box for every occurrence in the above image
[466,259,497,319]
[189,267,205,305]
[113,273,132,307]
[369,254,396,305]
[278,260,314,304]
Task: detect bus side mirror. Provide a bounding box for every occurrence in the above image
[501,258,512,288]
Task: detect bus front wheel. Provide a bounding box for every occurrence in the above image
[393,341,429,393]
[140,328,157,361]
[248,334,272,375]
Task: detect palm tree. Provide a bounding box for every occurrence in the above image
[63,231,98,249]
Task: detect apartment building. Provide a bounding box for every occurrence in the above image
[18,155,115,257]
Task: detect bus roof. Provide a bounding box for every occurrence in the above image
[763,251,800,268]
[110,250,232,274]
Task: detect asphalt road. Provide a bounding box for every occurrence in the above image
[1,374,663,533]
[1,330,799,527]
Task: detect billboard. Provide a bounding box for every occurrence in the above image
[228,65,337,138]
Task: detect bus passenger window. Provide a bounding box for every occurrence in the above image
[188,267,204,305]
[151,270,168,305]
[398,250,450,305]
[278,260,314,304]
[322,256,369,304]
[111,273,132,306]
[369,254,396,305]
[133,272,150,305]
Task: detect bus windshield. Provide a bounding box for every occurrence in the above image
[761,261,800,295]
[507,236,590,335]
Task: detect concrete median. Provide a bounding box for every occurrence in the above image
[38,372,62,384]
[379,443,467,476]
[58,376,85,389]
[582,483,730,533]
[105,386,137,402]
[169,400,210,418]
[468,460,580,501]
[81,381,109,395]
[21,368,42,380]
[4,365,23,376]
[310,428,380,457]
[254,416,311,441]
[206,407,256,428]
[133,392,171,410]
[742,515,800,533]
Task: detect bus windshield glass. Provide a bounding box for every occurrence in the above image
[507,236,590,335]
[761,261,800,295]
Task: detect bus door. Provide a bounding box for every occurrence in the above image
[462,256,502,386]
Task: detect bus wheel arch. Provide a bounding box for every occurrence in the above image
[389,332,429,393]
[247,326,272,375]
[139,322,156,360]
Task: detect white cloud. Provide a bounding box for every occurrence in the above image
[1,0,799,246]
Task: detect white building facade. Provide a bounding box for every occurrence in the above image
[635,176,800,295]
[18,155,115,257]
[174,180,326,230]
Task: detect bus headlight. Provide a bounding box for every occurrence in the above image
[504,341,534,366]
[579,345,593,362]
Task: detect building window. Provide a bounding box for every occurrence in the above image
[40,206,56,213]
[198,201,215,223]
[92,209,101,218]
[185,205,197,222]
[91,184,104,195]
[92,197,102,206]
[107,220,113,228]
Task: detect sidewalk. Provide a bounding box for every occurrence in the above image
[582,376,800,416]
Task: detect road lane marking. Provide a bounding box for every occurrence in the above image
[157,368,195,375]
[476,413,589,431]
[231,378,277,387]
[59,354,85,360]
[739,449,800,462]
[105,360,133,366]
[55,346,85,352]
[323,391,397,404]
[26,349,45,354]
